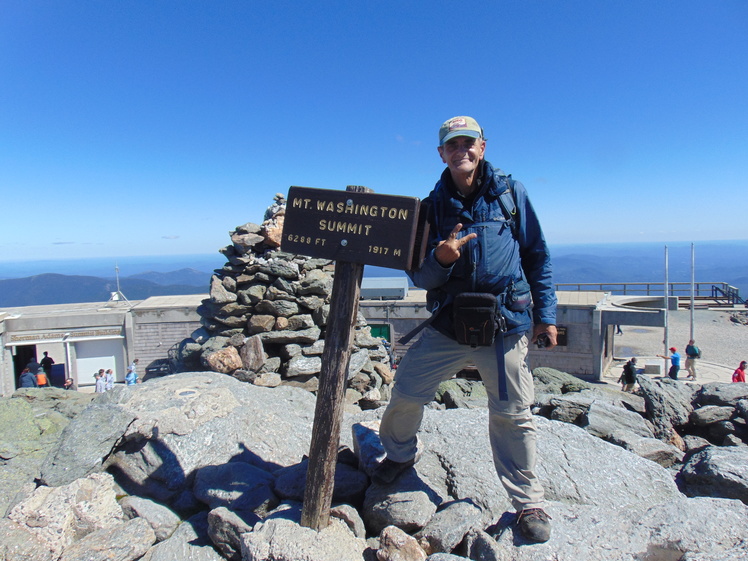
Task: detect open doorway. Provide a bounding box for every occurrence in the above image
[12,345,38,389]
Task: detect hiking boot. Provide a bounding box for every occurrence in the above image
[371,457,415,484]
[517,508,552,543]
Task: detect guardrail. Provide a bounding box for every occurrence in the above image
[555,281,744,305]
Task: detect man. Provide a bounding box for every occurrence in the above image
[684,340,701,380]
[618,357,638,392]
[732,361,746,383]
[658,347,680,380]
[26,357,41,377]
[374,116,558,543]
[40,351,55,377]
[126,359,139,386]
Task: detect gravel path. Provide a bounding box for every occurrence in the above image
[614,309,748,370]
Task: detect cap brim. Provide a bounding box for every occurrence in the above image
[439,129,481,146]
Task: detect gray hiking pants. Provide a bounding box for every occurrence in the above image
[379,327,545,512]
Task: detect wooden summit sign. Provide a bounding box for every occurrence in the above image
[282,186,427,271]
[283,185,429,532]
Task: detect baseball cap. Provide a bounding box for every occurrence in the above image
[439,116,483,146]
[669,347,677,352]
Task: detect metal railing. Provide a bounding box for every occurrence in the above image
[555,281,744,304]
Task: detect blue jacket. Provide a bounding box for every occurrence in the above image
[409,160,557,336]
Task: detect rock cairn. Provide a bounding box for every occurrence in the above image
[177,194,394,408]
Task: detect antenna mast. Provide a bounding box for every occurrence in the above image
[107,263,132,306]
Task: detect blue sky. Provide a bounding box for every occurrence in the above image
[1,1,746,264]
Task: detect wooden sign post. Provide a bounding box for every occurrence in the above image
[299,257,364,530]
[282,185,427,531]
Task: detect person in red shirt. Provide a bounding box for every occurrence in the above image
[732,361,746,383]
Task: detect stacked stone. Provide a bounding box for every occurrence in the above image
[177,194,395,409]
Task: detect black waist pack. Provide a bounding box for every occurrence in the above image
[452,293,506,347]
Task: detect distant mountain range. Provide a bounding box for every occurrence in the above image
[1,242,747,308]
[0,269,210,307]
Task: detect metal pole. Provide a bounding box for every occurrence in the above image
[663,245,669,375]
[690,242,695,341]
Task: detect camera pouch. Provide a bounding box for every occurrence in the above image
[452,293,504,347]
[506,279,532,312]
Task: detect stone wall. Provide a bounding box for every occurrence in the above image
[177,194,395,408]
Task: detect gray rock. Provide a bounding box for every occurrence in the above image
[57,517,156,561]
[285,355,322,377]
[606,429,684,467]
[141,511,224,561]
[297,268,333,296]
[377,525,428,561]
[533,366,594,394]
[0,393,81,515]
[262,259,300,280]
[348,348,371,379]
[8,472,125,560]
[238,283,267,305]
[298,294,326,311]
[0,518,56,561]
[736,399,748,421]
[331,503,367,538]
[240,334,265,371]
[548,393,592,423]
[313,304,331,326]
[415,499,483,555]
[697,382,748,407]
[303,339,326,355]
[637,375,696,439]
[363,470,441,535]
[583,400,655,439]
[210,275,237,304]
[463,528,504,560]
[102,374,315,503]
[193,461,278,515]
[39,402,136,487]
[287,313,315,330]
[690,405,735,426]
[254,372,282,387]
[119,495,181,542]
[260,326,321,345]
[241,517,367,561]
[273,459,369,506]
[680,445,748,503]
[426,555,469,561]
[485,497,748,560]
[683,434,712,453]
[207,506,259,561]
[255,299,300,317]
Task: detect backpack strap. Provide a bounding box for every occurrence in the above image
[497,175,518,239]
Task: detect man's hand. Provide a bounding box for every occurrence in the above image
[532,324,558,349]
[434,223,477,267]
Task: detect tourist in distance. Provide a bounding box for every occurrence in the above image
[732,361,746,383]
[126,359,139,385]
[63,377,77,391]
[40,351,55,377]
[684,339,701,380]
[94,371,106,393]
[657,347,681,380]
[25,356,41,377]
[104,368,115,390]
[618,357,638,392]
[374,116,558,543]
[35,368,50,388]
[19,368,38,388]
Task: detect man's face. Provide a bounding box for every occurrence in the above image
[438,136,486,177]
